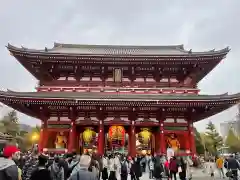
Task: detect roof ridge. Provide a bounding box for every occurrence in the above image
[53,42,185,50]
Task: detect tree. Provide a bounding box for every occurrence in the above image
[0,110,40,151]
[1,110,19,137]
[225,128,240,152]
[205,121,223,155]
[194,127,205,154]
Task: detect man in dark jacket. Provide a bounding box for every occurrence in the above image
[46,152,55,169]
[226,155,240,178]
[0,145,20,180]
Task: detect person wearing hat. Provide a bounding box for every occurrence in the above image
[0,145,20,180]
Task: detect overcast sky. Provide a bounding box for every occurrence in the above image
[0,0,240,132]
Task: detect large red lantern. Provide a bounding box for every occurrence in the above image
[108,126,125,145]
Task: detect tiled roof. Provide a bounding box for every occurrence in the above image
[0,90,239,102]
[7,43,230,56]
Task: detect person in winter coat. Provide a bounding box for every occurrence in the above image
[120,157,128,180]
[0,145,20,180]
[69,155,81,177]
[129,157,142,180]
[178,157,187,180]
[153,155,164,180]
[59,158,69,180]
[148,157,154,179]
[88,158,100,180]
[101,155,109,180]
[49,156,64,180]
[30,154,51,180]
[69,154,98,180]
[46,152,55,169]
[129,157,136,180]
[169,156,178,180]
[225,154,240,178]
[22,145,39,180]
[108,155,117,180]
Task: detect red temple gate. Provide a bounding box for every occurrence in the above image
[0,43,239,156]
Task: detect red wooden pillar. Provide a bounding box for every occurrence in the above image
[68,120,76,153]
[160,123,166,154]
[98,120,104,155]
[39,120,47,153]
[153,131,159,155]
[130,121,136,157]
[184,132,190,152]
[159,109,166,155]
[128,128,131,154]
[188,119,196,155]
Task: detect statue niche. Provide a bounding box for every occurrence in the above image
[166,133,180,152]
[55,132,67,149]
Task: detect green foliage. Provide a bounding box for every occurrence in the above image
[225,128,240,152]
[1,110,19,137]
[0,110,35,151]
[204,121,223,155]
[194,127,205,154]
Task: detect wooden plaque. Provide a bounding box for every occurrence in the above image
[113,68,122,82]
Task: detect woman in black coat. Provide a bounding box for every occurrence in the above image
[153,155,164,180]
[130,157,142,180]
[179,157,187,180]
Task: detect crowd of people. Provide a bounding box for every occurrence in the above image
[206,155,240,179]
[0,144,199,180]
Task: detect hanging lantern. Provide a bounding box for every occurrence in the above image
[83,127,96,143]
[116,126,125,139]
[108,126,125,143]
[139,128,151,144]
[108,126,117,140]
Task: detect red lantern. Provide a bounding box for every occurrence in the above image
[108,126,125,146]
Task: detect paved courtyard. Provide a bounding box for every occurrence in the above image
[138,168,224,180]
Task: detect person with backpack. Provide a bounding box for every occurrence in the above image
[120,157,128,180]
[49,156,64,180]
[68,155,81,177]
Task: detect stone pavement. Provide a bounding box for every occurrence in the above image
[138,168,224,180]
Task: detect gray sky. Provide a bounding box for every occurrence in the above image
[0,0,240,132]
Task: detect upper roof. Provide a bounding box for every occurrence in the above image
[7,43,230,56]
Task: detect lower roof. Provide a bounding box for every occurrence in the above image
[0,90,240,101]
[0,90,239,122]
[0,90,239,107]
